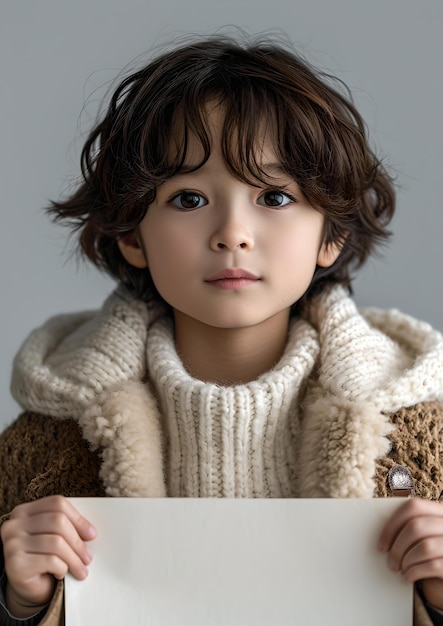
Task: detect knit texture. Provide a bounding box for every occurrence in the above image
[7,284,443,501]
[11,287,164,419]
[0,412,105,518]
[147,316,319,497]
[374,402,443,500]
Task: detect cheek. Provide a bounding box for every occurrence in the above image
[274,230,321,269]
[152,234,193,263]
[144,224,197,288]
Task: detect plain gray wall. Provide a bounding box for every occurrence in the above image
[1,0,442,429]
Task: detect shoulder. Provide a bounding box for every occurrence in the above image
[10,287,164,420]
[305,286,443,411]
[0,411,105,517]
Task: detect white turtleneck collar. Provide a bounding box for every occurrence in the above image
[147,315,320,498]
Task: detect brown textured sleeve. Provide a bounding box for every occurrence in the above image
[374,401,443,500]
[373,401,443,625]
[0,413,105,625]
[0,411,105,519]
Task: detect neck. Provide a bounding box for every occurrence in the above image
[173,310,290,385]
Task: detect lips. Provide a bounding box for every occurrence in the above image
[204,268,260,290]
[205,268,259,282]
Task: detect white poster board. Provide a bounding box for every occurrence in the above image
[66,498,412,626]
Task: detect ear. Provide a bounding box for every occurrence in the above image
[316,239,343,268]
[117,232,148,269]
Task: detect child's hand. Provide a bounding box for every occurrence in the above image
[1,495,96,618]
[379,498,443,610]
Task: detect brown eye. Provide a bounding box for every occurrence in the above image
[171,191,207,210]
[257,191,294,208]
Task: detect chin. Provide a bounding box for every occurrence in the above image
[198,315,272,330]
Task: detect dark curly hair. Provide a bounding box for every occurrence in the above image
[48,34,395,307]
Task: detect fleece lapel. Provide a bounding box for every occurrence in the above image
[297,287,408,498]
[78,380,167,497]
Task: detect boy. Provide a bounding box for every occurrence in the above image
[1,35,443,625]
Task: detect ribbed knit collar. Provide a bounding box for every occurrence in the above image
[147,315,320,497]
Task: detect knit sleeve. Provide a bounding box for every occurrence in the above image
[0,411,106,518]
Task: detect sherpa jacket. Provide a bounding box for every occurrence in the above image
[1,285,443,625]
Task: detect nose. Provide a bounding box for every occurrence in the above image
[209,211,254,252]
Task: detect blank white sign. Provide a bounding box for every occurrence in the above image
[66,498,412,626]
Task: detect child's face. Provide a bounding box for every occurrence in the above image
[119,106,340,331]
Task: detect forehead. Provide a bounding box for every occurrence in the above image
[169,102,280,172]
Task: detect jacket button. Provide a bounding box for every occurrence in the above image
[387,465,414,497]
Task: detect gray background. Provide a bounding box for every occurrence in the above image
[1,0,442,429]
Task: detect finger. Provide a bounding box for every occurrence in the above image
[5,535,88,588]
[378,498,443,552]
[3,512,93,567]
[5,548,86,610]
[388,517,443,572]
[7,545,87,584]
[11,496,96,541]
[22,534,90,580]
[401,557,443,585]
